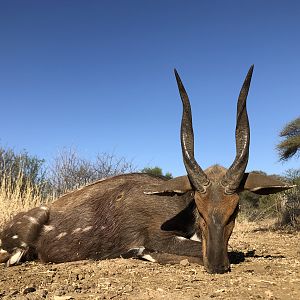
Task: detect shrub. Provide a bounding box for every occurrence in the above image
[141,166,173,179]
[0,146,135,227]
[274,169,300,229]
[47,148,136,197]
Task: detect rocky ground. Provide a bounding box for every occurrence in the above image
[0,221,299,300]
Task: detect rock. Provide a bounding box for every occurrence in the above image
[54,288,67,296]
[77,273,85,280]
[53,296,74,300]
[10,290,19,296]
[39,290,48,298]
[180,259,190,266]
[123,284,133,293]
[23,287,36,294]
[265,290,274,299]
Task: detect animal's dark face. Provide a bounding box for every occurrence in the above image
[194,183,239,274]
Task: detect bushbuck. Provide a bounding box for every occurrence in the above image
[0,66,294,273]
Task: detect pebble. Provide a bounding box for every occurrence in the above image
[180,259,190,266]
[53,296,74,300]
[23,287,36,294]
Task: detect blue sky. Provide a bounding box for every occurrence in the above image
[0,1,299,176]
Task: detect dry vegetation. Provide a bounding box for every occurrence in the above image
[0,171,49,228]
[0,148,136,229]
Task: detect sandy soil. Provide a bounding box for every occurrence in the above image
[0,221,299,300]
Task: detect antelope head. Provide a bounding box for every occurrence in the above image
[174,66,292,273]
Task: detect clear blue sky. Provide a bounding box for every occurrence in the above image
[0,1,299,176]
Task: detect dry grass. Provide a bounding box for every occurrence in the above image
[0,170,51,229]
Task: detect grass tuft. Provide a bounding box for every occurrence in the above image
[0,170,51,229]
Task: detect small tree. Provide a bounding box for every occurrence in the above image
[0,146,46,197]
[94,152,136,179]
[274,118,300,228]
[141,166,173,179]
[48,148,136,196]
[275,169,300,228]
[277,117,300,161]
[0,146,48,226]
[47,148,94,196]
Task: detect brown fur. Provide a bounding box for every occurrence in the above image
[204,165,227,181]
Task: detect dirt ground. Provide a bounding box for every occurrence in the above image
[0,220,299,300]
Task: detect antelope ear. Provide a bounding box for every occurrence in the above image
[144,176,193,195]
[240,172,296,195]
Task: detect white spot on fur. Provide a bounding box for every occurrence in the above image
[40,206,49,211]
[137,247,145,255]
[72,228,82,234]
[24,216,38,224]
[82,226,93,232]
[56,232,67,240]
[142,254,156,262]
[176,236,187,241]
[190,233,201,242]
[12,235,18,239]
[101,226,106,230]
[16,221,22,225]
[20,242,28,248]
[44,225,54,232]
[128,247,145,256]
[0,239,2,247]
[0,249,8,254]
